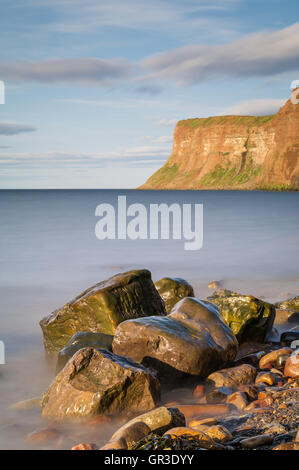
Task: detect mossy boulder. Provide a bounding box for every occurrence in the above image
[207,289,275,343]
[40,269,166,358]
[56,331,114,373]
[41,347,160,420]
[155,277,194,313]
[112,297,237,382]
[275,296,299,311]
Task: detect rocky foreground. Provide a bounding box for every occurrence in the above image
[12,270,299,450]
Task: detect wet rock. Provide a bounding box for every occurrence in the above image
[100,438,127,450]
[280,331,299,347]
[9,397,41,411]
[110,407,185,439]
[154,277,194,313]
[206,387,233,404]
[204,425,232,443]
[240,434,273,449]
[275,296,299,311]
[255,371,278,386]
[272,442,299,450]
[238,384,258,401]
[263,422,286,435]
[227,391,248,410]
[107,421,151,449]
[284,353,299,378]
[71,443,97,450]
[41,347,160,420]
[56,331,114,373]
[207,364,257,390]
[163,426,211,441]
[40,269,166,358]
[113,298,237,382]
[259,348,292,369]
[175,403,234,420]
[26,428,61,446]
[207,289,275,343]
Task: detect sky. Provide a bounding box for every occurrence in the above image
[0,0,298,188]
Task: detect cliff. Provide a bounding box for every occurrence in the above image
[140,95,299,190]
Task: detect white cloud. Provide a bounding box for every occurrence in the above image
[222,98,285,116]
[155,118,177,127]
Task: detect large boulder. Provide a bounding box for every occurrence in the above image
[56,331,114,373]
[40,269,166,358]
[112,297,238,382]
[155,277,194,313]
[41,347,160,420]
[207,289,275,343]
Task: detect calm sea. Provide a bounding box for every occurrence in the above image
[0,189,299,448]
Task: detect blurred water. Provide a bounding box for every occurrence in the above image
[0,189,299,448]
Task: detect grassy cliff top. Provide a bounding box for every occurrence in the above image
[178,114,275,129]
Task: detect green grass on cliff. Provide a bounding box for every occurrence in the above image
[198,160,262,188]
[145,162,180,187]
[178,114,275,129]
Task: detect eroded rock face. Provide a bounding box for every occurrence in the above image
[40,269,166,358]
[41,347,160,420]
[112,297,238,381]
[155,277,194,313]
[207,290,275,343]
[56,331,114,373]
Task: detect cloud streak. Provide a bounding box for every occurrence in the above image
[222,98,285,116]
[0,123,37,135]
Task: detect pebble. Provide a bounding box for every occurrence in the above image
[259,348,292,369]
[240,434,273,449]
[227,391,248,410]
[255,372,277,386]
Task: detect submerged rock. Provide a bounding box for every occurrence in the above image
[207,289,275,343]
[112,297,237,382]
[40,269,166,358]
[155,277,194,313]
[41,347,160,420]
[56,331,114,373]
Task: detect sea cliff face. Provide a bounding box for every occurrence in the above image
[140,95,299,190]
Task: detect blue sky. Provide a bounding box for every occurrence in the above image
[0,0,298,188]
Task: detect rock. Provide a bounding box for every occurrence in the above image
[206,387,233,404]
[193,385,205,399]
[264,422,286,435]
[9,397,41,411]
[71,443,97,450]
[110,407,185,439]
[296,430,299,442]
[288,311,299,324]
[154,277,194,313]
[280,331,299,347]
[189,417,217,428]
[207,289,275,343]
[56,331,114,373]
[233,351,265,368]
[238,384,258,401]
[275,296,299,310]
[204,425,232,443]
[26,428,61,446]
[100,438,127,450]
[106,421,151,449]
[163,426,210,440]
[207,364,257,389]
[40,269,166,358]
[174,404,234,420]
[272,442,299,450]
[208,281,221,290]
[284,353,299,378]
[41,347,160,420]
[255,372,277,386]
[227,391,248,410]
[240,434,273,449]
[276,354,291,368]
[113,297,237,382]
[259,348,292,369]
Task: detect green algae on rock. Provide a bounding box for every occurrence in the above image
[275,295,299,311]
[56,331,114,373]
[112,297,237,381]
[40,269,166,358]
[207,289,275,343]
[41,347,160,420]
[155,277,194,313]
